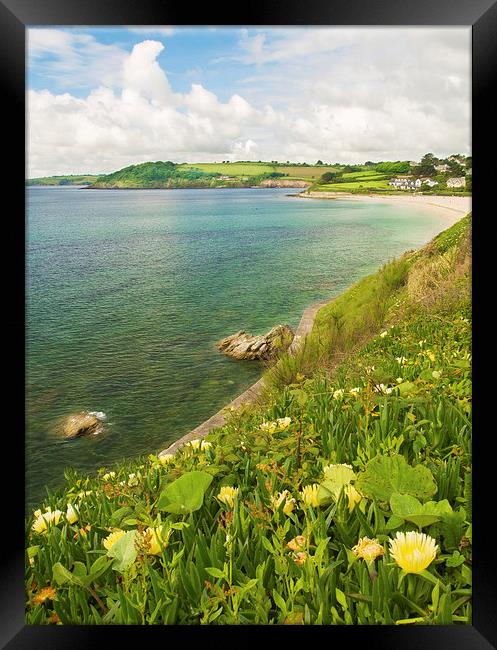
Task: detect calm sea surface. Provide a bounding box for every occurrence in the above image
[26,187,454,507]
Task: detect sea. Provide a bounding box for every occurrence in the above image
[26,186,456,508]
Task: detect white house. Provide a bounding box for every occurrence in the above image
[388,176,422,190]
[435,164,450,172]
[447,177,466,188]
[421,178,438,188]
[448,155,466,163]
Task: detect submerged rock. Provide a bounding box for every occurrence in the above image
[62,412,103,439]
[217,325,294,361]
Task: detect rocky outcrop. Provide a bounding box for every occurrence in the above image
[256,179,311,188]
[217,325,294,360]
[62,412,103,439]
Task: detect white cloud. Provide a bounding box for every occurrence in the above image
[27,27,471,177]
[28,28,128,90]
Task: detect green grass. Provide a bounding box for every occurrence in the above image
[179,162,276,176]
[313,180,391,192]
[26,175,101,186]
[180,162,339,181]
[25,215,471,625]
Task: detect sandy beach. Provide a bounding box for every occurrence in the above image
[296,191,471,224]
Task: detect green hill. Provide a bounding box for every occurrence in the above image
[26,175,101,186]
[26,214,471,625]
[34,161,337,189]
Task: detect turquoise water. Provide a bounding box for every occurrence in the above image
[26,187,454,507]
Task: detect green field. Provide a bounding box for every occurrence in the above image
[26,175,101,186]
[179,162,339,180]
[312,169,391,192]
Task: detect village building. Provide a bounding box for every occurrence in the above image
[421,178,438,187]
[447,177,466,188]
[388,176,422,190]
[435,164,450,172]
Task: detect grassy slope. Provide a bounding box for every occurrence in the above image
[26,175,101,186]
[26,215,471,625]
[35,162,340,189]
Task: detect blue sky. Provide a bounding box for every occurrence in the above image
[27,26,471,176]
[29,27,247,99]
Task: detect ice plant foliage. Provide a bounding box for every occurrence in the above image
[389,531,438,574]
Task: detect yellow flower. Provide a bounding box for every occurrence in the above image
[66,504,78,524]
[187,439,212,451]
[300,484,320,508]
[102,471,116,481]
[389,531,438,574]
[349,387,361,395]
[352,537,384,562]
[287,535,307,551]
[270,490,296,515]
[32,509,63,535]
[380,330,388,338]
[432,370,442,380]
[332,388,344,399]
[127,473,139,487]
[143,526,170,555]
[217,485,239,509]
[260,421,277,434]
[103,529,126,551]
[346,484,363,512]
[159,453,174,465]
[32,586,57,605]
[277,416,292,430]
[296,373,306,382]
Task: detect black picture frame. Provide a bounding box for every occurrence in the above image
[2,0,496,646]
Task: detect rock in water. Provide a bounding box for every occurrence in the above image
[217,325,294,361]
[62,412,102,439]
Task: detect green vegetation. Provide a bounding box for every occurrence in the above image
[312,169,392,193]
[88,161,340,188]
[27,175,101,186]
[26,215,471,625]
[27,154,471,196]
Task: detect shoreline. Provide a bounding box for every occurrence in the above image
[157,192,471,459]
[294,191,471,221]
[158,296,334,458]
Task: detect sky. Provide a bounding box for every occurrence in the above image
[27,26,471,177]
